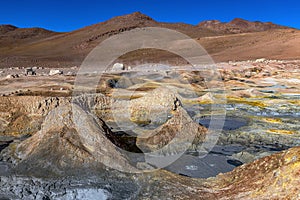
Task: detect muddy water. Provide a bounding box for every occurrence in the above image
[165,112,295,178]
[165,145,243,178]
[164,116,249,178]
[165,143,287,178]
[0,140,12,153]
[197,116,248,131]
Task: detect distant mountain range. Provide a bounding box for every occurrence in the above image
[198,18,289,33]
[0,12,299,68]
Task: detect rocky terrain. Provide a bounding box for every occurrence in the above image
[0,58,299,199]
[1,146,300,199]
[0,10,300,200]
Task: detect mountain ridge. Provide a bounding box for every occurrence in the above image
[1,12,294,34]
[198,17,290,33]
[0,12,299,68]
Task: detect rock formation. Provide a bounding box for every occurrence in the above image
[136,106,207,153]
[2,103,136,176]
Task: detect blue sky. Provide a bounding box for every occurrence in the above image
[0,0,299,32]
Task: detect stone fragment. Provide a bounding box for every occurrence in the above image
[49,69,63,76]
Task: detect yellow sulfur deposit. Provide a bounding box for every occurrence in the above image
[268,129,294,135]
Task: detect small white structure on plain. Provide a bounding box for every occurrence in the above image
[255,58,266,63]
[49,69,63,76]
[111,63,125,71]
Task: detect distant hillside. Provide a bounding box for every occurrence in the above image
[198,18,289,34]
[0,12,299,68]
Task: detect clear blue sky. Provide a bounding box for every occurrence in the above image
[0,0,299,32]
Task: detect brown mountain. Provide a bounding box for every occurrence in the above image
[198,18,288,34]
[0,12,299,68]
[0,25,18,34]
[0,25,59,45]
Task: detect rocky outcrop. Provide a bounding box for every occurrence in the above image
[136,106,207,153]
[129,87,178,126]
[6,103,136,175]
[119,87,209,164]
[0,96,69,136]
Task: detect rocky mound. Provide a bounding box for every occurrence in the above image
[109,86,208,168]
[136,106,207,153]
[3,103,136,176]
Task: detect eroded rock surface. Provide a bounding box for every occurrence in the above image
[1,103,136,176]
[1,146,300,199]
[0,96,69,136]
[0,60,299,199]
[136,106,207,153]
